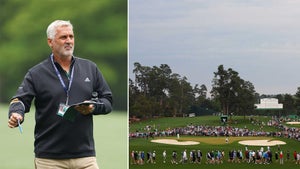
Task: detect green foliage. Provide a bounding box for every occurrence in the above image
[130,62,211,118]
[211,65,256,116]
[0,0,127,110]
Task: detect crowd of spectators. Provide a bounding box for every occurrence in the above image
[129,118,300,143]
[130,116,300,165]
[130,148,300,165]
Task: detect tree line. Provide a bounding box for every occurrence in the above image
[129,62,300,119]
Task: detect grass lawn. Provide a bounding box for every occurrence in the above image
[0,104,127,169]
[129,116,300,169]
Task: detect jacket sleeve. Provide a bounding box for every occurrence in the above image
[92,66,113,115]
[8,71,35,120]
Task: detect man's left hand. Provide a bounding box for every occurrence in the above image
[75,103,95,115]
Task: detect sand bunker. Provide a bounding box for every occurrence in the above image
[151,139,200,145]
[238,140,286,146]
[151,139,286,146]
[286,122,300,125]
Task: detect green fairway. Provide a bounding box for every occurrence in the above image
[129,116,300,169]
[0,104,127,169]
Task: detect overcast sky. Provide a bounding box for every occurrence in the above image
[129,0,300,95]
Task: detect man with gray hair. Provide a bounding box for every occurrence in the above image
[8,20,113,169]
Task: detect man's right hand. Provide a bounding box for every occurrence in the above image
[8,113,23,128]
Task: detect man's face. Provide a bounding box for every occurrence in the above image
[48,25,74,58]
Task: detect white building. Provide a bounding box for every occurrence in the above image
[255,98,283,109]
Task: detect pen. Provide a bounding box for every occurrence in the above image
[17,119,23,134]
